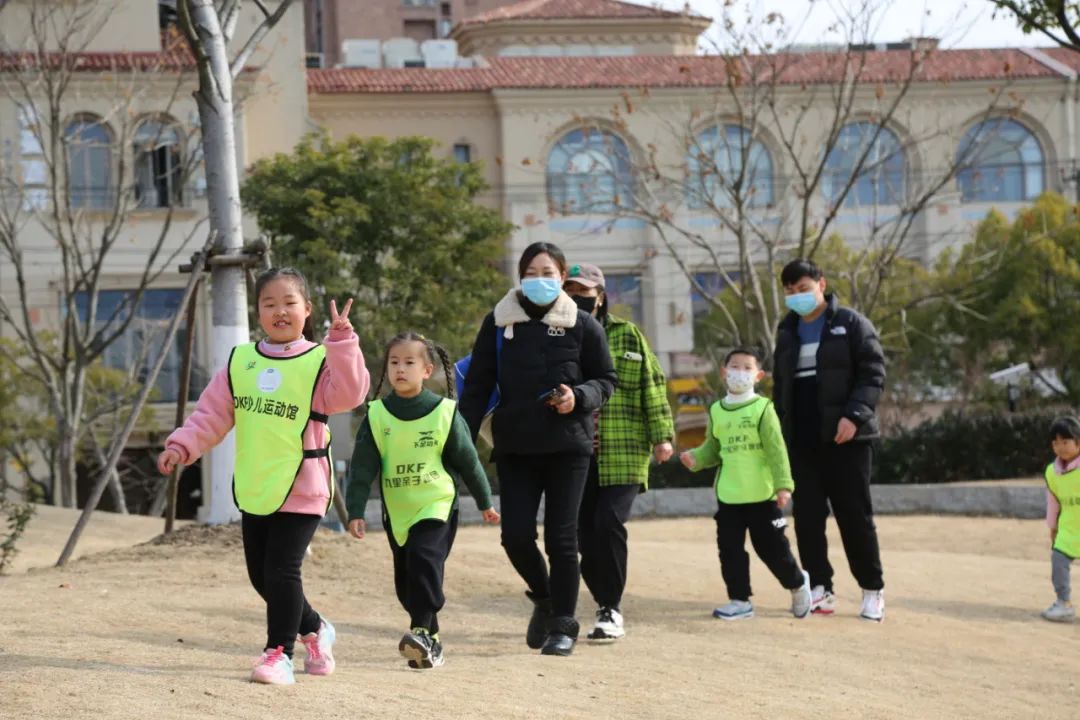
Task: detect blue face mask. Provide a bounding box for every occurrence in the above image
[785,291,820,317]
[521,277,562,306]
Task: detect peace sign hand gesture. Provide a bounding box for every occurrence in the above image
[329,298,354,334]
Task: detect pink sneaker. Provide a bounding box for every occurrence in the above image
[299,619,336,676]
[250,646,295,685]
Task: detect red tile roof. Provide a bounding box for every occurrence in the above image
[460,0,697,25]
[308,48,1069,95]
[0,30,194,71]
[0,30,257,73]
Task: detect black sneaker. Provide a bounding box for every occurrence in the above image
[398,629,445,669]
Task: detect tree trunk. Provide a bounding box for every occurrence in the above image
[185,0,248,525]
[92,440,128,515]
[57,425,77,508]
[164,279,200,533]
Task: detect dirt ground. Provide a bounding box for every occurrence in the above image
[1,513,1077,720]
[7,504,189,573]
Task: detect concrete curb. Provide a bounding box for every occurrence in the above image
[327,481,1045,531]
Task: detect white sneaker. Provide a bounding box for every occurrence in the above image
[860,589,885,622]
[1041,600,1076,623]
[713,600,754,621]
[811,585,836,615]
[791,570,812,619]
[586,607,625,642]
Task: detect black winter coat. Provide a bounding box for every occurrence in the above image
[772,294,886,444]
[459,291,617,458]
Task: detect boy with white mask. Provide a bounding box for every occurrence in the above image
[680,349,812,621]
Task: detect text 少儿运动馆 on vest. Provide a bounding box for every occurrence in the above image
[228,343,331,515]
[368,398,458,546]
[710,396,778,504]
[1046,463,1080,559]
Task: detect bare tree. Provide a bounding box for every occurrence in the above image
[175,0,296,524]
[0,1,204,508]
[581,1,1025,360]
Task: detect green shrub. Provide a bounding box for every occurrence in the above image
[0,500,35,575]
[874,409,1072,484]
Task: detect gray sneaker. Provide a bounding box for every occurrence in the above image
[791,570,812,619]
[713,600,753,621]
[1041,600,1076,623]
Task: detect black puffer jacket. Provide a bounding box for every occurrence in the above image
[460,290,617,458]
[772,294,886,443]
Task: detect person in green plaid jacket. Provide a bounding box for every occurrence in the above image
[564,262,675,643]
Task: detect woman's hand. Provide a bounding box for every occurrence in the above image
[482,507,501,524]
[553,384,575,414]
[679,451,695,470]
[157,448,182,476]
[776,490,792,509]
[329,298,354,333]
[654,442,674,463]
[348,518,366,539]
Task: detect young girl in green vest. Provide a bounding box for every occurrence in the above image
[1042,416,1080,622]
[346,332,500,669]
[680,348,812,621]
[157,267,370,685]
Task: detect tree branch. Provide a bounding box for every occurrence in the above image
[229,0,294,80]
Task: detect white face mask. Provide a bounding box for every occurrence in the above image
[725,369,756,395]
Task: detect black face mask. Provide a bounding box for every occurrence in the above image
[572,295,598,315]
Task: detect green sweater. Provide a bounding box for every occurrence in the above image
[689,395,794,504]
[347,389,493,521]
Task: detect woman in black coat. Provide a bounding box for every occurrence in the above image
[459,242,617,657]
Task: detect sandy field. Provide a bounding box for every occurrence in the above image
[1,512,1077,720]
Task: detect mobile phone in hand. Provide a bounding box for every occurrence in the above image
[538,387,562,406]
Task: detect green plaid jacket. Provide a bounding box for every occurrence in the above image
[597,314,675,488]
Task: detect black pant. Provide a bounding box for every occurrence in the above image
[715,499,804,601]
[385,509,459,635]
[241,511,323,657]
[790,441,884,592]
[496,452,591,619]
[579,459,640,611]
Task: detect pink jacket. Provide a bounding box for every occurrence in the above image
[165,328,370,516]
[1046,456,1080,530]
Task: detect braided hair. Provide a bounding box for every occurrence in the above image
[372,331,456,399]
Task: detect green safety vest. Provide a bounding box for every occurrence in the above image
[368,397,458,546]
[1046,462,1080,559]
[709,397,776,504]
[228,343,331,515]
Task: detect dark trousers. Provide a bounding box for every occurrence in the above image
[241,511,323,657]
[385,510,459,635]
[579,459,640,611]
[715,499,804,601]
[790,441,884,592]
[496,452,591,619]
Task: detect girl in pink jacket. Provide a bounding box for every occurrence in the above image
[157,267,370,685]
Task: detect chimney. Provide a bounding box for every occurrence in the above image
[907,36,940,52]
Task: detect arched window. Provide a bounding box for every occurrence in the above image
[687,125,773,208]
[822,122,905,207]
[546,127,633,214]
[65,117,113,209]
[134,118,184,208]
[957,119,1044,203]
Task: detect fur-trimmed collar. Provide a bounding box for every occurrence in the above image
[494,289,578,339]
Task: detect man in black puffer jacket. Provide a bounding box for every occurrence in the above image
[772,258,886,622]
